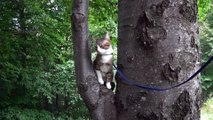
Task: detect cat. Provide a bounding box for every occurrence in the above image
[93,32,115,90]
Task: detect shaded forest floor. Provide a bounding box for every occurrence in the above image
[201,97,213,120]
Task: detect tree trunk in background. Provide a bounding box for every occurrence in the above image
[72,0,117,120]
[115,0,202,119]
[18,0,27,68]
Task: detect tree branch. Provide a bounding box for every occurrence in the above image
[71,0,117,120]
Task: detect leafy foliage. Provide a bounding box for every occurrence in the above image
[198,0,212,21]
[89,0,118,45]
[201,98,213,120]
[0,0,90,119]
[200,6,213,98]
[0,107,53,120]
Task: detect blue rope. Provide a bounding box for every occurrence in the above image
[113,56,213,91]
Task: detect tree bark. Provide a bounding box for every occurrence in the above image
[71,0,117,120]
[116,0,202,120]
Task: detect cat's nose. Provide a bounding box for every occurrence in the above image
[102,41,110,48]
[103,40,110,45]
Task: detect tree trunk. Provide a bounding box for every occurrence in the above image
[115,0,202,120]
[71,0,117,120]
[18,0,27,68]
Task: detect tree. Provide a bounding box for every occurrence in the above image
[72,0,202,120]
[116,0,201,119]
[72,0,116,120]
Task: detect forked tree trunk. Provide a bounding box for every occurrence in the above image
[115,0,202,119]
[72,0,116,120]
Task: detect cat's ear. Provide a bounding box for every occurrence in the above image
[105,32,110,40]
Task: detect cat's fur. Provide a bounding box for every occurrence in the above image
[93,32,114,90]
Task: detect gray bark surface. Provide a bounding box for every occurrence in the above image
[72,0,117,120]
[115,0,202,120]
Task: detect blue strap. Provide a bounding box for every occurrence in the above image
[113,56,213,91]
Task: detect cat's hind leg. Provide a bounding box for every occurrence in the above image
[106,82,112,89]
[105,71,114,90]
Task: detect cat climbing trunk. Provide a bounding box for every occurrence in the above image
[115,0,202,119]
[71,0,117,120]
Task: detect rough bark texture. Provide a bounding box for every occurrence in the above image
[115,0,202,120]
[72,0,117,120]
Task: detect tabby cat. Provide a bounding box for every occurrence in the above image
[93,32,115,90]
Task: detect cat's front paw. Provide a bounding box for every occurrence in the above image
[98,78,104,85]
[96,70,104,85]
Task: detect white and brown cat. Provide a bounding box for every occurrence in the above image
[93,32,115,90]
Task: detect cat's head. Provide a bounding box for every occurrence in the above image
[96,32,111,49]
[95,32,113,54]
